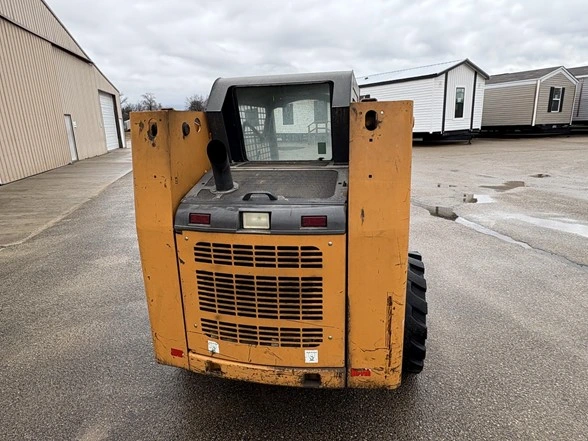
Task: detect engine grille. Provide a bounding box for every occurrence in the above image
[201,318,323,348]
[196,270,323,320]
[194,242,322,268]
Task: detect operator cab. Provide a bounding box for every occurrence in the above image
[175,72,359,235]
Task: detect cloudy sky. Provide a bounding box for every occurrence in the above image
[46,0,588,108]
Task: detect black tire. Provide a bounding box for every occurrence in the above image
[403,253,428,374]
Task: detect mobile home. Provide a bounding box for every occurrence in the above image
[358,59,489,140]
[482,66,578,132]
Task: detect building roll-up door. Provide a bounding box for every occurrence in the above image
[99,92,120,150]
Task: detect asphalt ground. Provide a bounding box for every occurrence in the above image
[1,137,587,440]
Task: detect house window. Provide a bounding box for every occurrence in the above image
[283,103,294,125]
[314,100,328,122]
[455,87,465,118]
[548,87,565,113]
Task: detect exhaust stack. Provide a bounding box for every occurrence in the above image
[206,140,234,192]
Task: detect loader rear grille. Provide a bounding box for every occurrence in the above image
[194,242,322,268]
[196,270,323,320]
[201,318,323,348]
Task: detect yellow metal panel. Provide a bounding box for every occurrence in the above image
[189,353,346,388]
[177,232,346,369]
[132,110,210,369]
[347,101,414,388]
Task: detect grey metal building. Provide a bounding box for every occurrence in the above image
[0,0,123,185]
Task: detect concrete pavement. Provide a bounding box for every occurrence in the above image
[0,135,587,439]
[0,148,132,247]
[0,172,586,440]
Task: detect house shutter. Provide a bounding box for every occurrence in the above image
[547,87,554,113]
[559,88,565,113]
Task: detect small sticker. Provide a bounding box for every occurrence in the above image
[305,350,318,364]
[208,340,219,354]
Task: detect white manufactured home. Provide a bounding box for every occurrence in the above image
[358,60,489,140]
[568,66,588,125]
[482,66,578,132]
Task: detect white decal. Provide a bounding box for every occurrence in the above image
[208,340,220,354]
[305,350,319,364]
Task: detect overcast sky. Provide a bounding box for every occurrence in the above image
[45,0,588,108]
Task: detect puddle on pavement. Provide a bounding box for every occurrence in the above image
[417,198,588,240]
[413,201,458,220]
[418,202,588,266]
[480,180,525,192]
[463,194,494,203]
[504,214,588,239]
[455,217,532,249]
[474,194,494,203]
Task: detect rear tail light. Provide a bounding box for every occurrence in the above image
[301,216,327,228]
[189,213,210,225]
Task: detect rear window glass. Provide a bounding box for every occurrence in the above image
[235,83,332,161]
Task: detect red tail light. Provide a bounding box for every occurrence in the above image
[189,213,210,225]
[350,368,371,377]
[301,215,327,228]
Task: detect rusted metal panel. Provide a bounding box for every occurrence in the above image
[346,101,413,388]
[177,231,346,369]
[0,0,88,60]
[0,18,68,184]
[131,110,211,369]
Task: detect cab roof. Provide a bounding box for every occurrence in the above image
[206,71,358,111]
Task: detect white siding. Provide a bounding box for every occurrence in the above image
[273,101,326,134]
[472,77,486,130]
[444,63,477,131]
[431,75,445,133]
[360,77,440,133]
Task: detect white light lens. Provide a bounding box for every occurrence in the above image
[242,212,270,229]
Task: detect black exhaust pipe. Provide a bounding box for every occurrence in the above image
[207,140,234,192]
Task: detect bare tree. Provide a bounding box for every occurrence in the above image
[140,92,162,111]
[120,94,135,121]
[185,94,208,111]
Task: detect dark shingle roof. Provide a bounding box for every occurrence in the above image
[568,66,588,77]
[486,67,562,85]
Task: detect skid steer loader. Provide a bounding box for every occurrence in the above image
[131,71,427,388]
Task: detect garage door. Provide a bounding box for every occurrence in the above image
[99,92,120,151]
